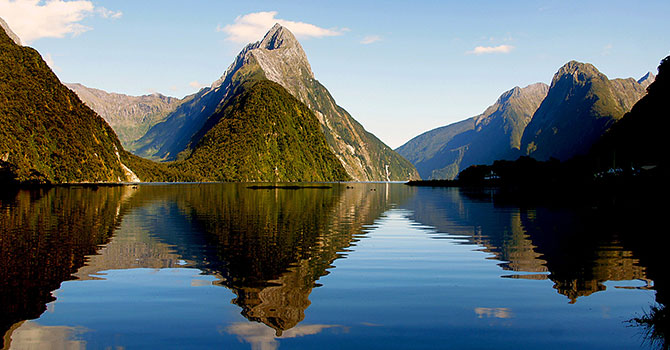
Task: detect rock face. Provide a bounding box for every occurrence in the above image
[0,23,139,184]
[65,83,182,150]
[638,72,656,89]
[397,83,548,179]
[520,61,647,161]
[135,24,419,181]
[0,17,21,45]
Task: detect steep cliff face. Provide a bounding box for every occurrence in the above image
[65,83,183,150]
[136,24,418,181]
[0,19,139,184]
[520,61,646,161]
[397,83,548,179]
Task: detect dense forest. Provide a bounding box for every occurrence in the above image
[175,80,350,182]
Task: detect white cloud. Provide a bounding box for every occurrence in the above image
[0,0,121,43]
[467,44,515,55]
[218,11,344,43]
[96,7,122,19]
[360,35,381,45]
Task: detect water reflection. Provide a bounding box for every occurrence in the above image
[0,187,129,348]
[401,187,651,303]
[226,323,346,350]
[0,183,665,349]
[0,183,411,347]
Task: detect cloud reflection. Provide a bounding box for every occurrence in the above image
[226,322,345,350]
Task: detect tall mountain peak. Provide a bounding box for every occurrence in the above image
[554,60,602,84]
[259,23,299,50]
[136,21,418,181]
[0,17,21,46]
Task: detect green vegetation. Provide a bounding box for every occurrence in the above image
[175,80,350,182]
[0,28,130,184]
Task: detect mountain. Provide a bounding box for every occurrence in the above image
[134,24,419,181]
[397,83,548,179]
[0,17,20,45]
[520,61,647,161]
[174,79,349,182]
[591,55,669,171]
[638,71,656,89]
[0,20,141,184]
[65,83,183,150]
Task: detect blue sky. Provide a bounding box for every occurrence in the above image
[2,0,669,148]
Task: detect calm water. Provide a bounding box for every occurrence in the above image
[0,183,665,349]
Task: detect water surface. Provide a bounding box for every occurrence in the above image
[0,184,664,349]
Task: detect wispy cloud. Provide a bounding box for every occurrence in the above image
[601,43,613,56]
[96,7,122,20]
[360,35,382,45]
[0,0,122,43]
[467,44,515,55]
[189,81,205,89]
[218,11,344,43]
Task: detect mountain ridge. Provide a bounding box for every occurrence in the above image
[397,82,549,179]
[65,83,183,150]
[520,60,646,161]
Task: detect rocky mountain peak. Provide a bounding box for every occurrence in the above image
[0,17,21,46]
[638,71,656,89]
[210,24,313,90]
[250,24,314,81]
[495,83,549,107]
[259,23,299,50]
[552,60,603,86]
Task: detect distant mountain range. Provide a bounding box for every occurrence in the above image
[65,83,182,150]
[1,15,662,184]
[398,61,654,179]
[397,83,548,179]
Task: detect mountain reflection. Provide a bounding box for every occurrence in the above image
[1,183,665,349]
[0,183,411,347]
[0,186,130,348]
[142,184,408,335]
[401,187,652,304]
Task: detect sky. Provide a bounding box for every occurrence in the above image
[1,0,669,148]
